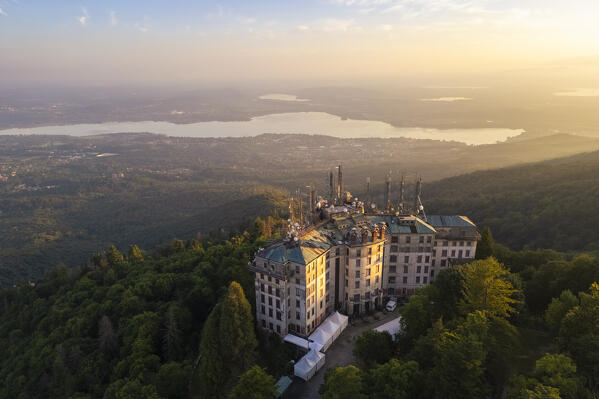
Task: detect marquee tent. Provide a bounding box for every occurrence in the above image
[294,349,325,381]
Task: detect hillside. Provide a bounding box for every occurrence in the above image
[425,150,599,252]
[3,132,599,286]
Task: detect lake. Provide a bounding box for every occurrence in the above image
[0,112,523,145]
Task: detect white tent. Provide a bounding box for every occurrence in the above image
[330,312,349,332]
[306,348,325,371]
[320,319,339,340]
[283,334,310,350]
[374,316,402,340]
[309,328,333,352]
[294,349,325,381]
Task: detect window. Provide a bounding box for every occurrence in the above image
[275,278,279,284]
[366,279,370,287]
[459,250,463,258]
[416,276,420,283]
[356,249,361,257]
[417,255,423,263]
[389,266,396,273]
[425,256,430,263]
[467,241,472,246]
[466,250,471,257]
[389,276,396,284]
[443,241,448,247]
[320,300,323,309]
[391,245,398,253]
[269,308,273,317]
[403,276,408,284]
[441,259,447,267]
[296,299,300,307]
[451,250,456,257]
[368,257,372,265]
[416,266,422,273]
[275,288,280,297]
[355,281,360,289]
[403,265,408,273]
[355,270,360,278]
[269,323,273,330]
[345,279,348,287]
[423,276,428,284]
[336,248,340,256]
[427,236,432,243]
[353,294,360,302]
[296,312,300,320]
[261,294,265,302]
[431,269,435,277]
[296,278,300,284]
[366,268,371,276]
[368,248,372,255]
[260,283,265,292]
[261,305,265,314]
[268,276,272,282]
[346,268,349,276]
[356,259,361,267]
[460,241,464,246]
[268,297,273,306]
[390,255,397,263]
[262,320,266,327]
[424,266,429,273]
[296,288,302,296]
[442,249,448,257]
[405,236,411,243]
[276,325,281,334]
[312,308,315,316]
[276,311,282,321]
[419,236,424,243]
[432,259,436,266]
[268,286,272,295]
[375,276,379,283]
[326,271,330,280]
[260,273,264,279]
[391,236,398,243]
[404,256,410,263]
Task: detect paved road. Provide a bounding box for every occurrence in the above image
[284,309,401,399]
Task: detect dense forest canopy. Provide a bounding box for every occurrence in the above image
[426,150,599,253]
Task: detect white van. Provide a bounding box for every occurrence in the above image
[385,299,397,312]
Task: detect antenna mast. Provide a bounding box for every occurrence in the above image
[384,171,392,212]
[398,174,405,213]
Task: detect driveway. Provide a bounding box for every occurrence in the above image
[284,309,401,399]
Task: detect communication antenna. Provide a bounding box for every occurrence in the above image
[384,171,392,212]
[337,164,343,203]
[329,169,335,204]
[398,174,405,213]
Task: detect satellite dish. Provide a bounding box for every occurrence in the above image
[419,205,424,210]
[371,204,376,209]
[294,237,299,241]
[294,222,300,227]
[287,218,292,222]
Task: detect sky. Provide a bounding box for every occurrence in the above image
[1,0,599,86]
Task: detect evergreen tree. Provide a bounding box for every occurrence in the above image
[196,282,257,398]
[106,245,124,266]
[476,227,495,259]
[353,330,394,369]
[128,245,144,263]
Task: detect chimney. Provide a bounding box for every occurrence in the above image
[350,229,357,245]
[380,224,386,240]
[373,225,379,241]
[361,229,368,244]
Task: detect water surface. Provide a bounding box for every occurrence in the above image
[0,112,523,145]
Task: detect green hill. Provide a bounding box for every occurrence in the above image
[425,150,599,252]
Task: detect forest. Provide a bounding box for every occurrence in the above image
[2,219,599,398]
[426,150,599,253]
[320,230,599,399]
[3,132,599,287]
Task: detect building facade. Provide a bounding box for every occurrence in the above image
[251,169,479,337]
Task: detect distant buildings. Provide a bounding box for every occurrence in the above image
[250,166,479,337]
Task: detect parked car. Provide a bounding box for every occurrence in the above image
[385,299,397,312]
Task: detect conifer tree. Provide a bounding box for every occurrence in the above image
[476,227,495,259]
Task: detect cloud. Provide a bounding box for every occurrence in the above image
[320,18,355,31]
[110,11,118,26]
[0,8,7,16]
[297,25,310,31]
[379,24,393,30]
[77,7,89,26]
